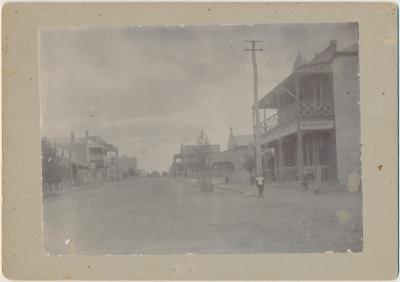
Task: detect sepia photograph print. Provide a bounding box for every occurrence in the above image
[39,23,362,255]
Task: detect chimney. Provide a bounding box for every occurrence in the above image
[329,40,337,51]
[85,129,89,139]
[70,131,75,143]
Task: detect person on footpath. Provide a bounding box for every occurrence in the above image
[255,175,265,199]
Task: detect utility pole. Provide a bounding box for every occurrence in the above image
[245,40,263,177]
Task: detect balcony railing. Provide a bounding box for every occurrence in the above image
[259,100,334,135]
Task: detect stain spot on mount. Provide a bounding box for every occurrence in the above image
[378,164,383,171]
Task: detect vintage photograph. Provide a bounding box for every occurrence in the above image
[39,23,362,255]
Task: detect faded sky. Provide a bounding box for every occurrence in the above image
[39,23,358,172]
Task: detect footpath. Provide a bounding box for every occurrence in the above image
[213,182,258,196]
[212,180,350,197]
[176,177,313,195]
[173,176,350,197]
[43,176,144,196]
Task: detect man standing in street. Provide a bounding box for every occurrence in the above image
[255,175,265,199]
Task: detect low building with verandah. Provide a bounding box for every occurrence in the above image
[205,128,256,184]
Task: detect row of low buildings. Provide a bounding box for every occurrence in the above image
[171,40,361,190]
[170,129,256,184]
[45,130,138,188]
[171,143,221,178]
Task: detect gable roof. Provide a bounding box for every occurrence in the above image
[50,137,86,145]
[48,134,118,153]
[307,40,337,66]
[258,40,358,109]
[292,53,308,71]
[87,135,107,145]
[49,136,100,147]
[87,135,118,152]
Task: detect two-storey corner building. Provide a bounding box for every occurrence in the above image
[257,40,360,189]
[86,133,120,182]
[51,131,95,186]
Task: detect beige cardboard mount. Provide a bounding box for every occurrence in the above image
[2,2,398,280]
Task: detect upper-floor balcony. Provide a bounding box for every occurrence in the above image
[258,100,335,137]
[88,147,112,168]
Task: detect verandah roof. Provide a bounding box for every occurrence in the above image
[257,73,294,109]
[257,41,358,110]
[257,40,341,110]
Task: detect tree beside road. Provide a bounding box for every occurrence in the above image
[42,137,65,194]
[193,130,213,189]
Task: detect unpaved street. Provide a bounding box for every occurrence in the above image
[43,177,362,255]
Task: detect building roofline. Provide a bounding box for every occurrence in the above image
[258,40,358,109]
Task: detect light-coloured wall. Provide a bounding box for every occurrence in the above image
[332,54,360,188]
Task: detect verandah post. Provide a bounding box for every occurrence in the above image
[295,73,304,182]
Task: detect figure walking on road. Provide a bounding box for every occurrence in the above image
[255,175,265,199]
